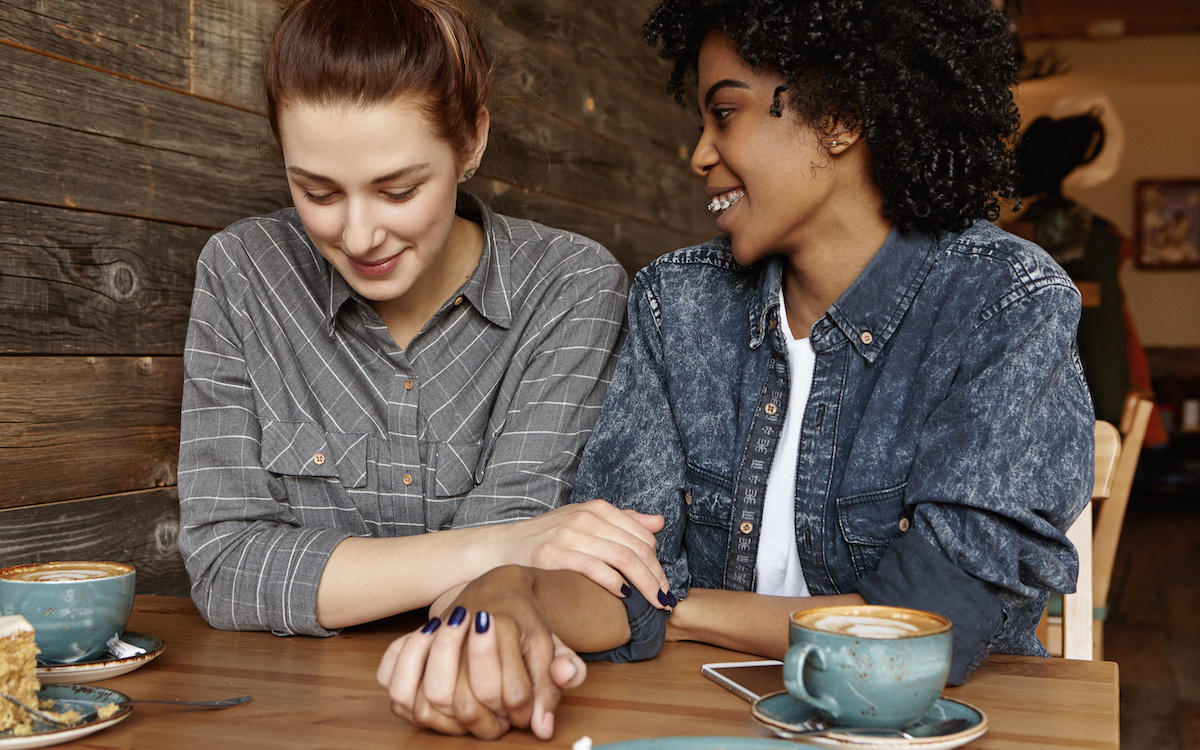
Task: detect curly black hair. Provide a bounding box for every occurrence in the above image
[644,0,1021,233]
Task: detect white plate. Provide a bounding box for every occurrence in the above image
[752,692,988,749]
[0,684,132,748]
[36,632,164,684]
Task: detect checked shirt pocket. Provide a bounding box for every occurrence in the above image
[261,420,368,489]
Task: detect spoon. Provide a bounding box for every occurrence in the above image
[1,692,252,727]
[776,717,972,740]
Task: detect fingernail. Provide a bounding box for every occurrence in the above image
[658,590,677,608]
[475,610,490,634]
[620,583,632,597]
[421,617,442,634]
[448,606,467,627]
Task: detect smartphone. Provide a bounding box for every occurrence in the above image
[700,659,785,703]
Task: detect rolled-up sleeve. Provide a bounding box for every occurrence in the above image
[178,235,348,637]
[857,281,1093,684]
[571,270,688,661]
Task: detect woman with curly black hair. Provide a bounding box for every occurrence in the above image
[377,0,1093,739]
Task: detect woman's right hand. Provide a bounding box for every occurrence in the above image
[491,498,672,609]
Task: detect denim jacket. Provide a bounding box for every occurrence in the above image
[572,221,1094,684]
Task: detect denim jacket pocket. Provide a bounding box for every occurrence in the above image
[261,420,368,489]
[430,440,484,498]
[683,463,736,589]
[836,482,908,579]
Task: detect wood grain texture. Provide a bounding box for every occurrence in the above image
[0,356,183,508]
[0,0,191,88]
[0,42,289,227]
[0,489,188,596]
[0,201,209,355]
[470,178,706,273]
[77,597,1118,749]
[190,0,280,110]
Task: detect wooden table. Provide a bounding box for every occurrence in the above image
[47,596,1118,748]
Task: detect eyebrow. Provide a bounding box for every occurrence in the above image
[704,78,751,108]
[286,163,432,184]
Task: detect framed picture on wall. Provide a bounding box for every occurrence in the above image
[1135,179,1200,269]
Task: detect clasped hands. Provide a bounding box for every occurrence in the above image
[377,499,670,740]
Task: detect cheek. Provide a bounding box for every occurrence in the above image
[293,203,342,249]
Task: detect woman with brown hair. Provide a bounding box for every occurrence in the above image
[177,0,671,650]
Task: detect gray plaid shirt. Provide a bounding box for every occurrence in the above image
[178,192,628,635]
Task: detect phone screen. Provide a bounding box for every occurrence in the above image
[701,660,785,702]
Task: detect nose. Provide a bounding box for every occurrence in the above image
[690,127,718,178]
[341,199,385,256]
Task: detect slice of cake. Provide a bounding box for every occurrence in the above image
[0,614,40,735]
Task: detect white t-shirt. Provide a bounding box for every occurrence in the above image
[754,290,814,597]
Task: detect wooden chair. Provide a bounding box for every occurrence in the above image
[1051,420,1120,660]
[1090,394,1155,659]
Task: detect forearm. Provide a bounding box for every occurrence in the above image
[666,588,865,658]
[316,526,522,629]
[447,565,631,654]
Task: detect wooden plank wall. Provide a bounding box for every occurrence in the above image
[0,0,708,595]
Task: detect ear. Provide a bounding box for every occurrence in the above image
[823,118,862,154]
[461,107,490,179]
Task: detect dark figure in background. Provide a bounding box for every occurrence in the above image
[1012,113,1130,425]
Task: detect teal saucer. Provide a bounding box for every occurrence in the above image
[752,691,988,748]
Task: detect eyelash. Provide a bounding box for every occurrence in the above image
[302,187,418,205]
[699,108,734,133]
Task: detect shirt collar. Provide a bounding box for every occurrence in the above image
[322,190,513,334]
[750,225,940,362]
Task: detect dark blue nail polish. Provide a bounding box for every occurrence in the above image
[475,611,490,634]
[448,606,467,627]
[658,590,677,608]
[620,583,632,597]
[421,617,442,634]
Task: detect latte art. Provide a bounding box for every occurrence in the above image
[811,615,921,639]
[0,561,131,582]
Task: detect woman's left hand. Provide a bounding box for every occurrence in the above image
[377,568,587,740]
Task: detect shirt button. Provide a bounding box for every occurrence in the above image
[685,491,693,506]
[860,330,873,345]
[898,517,910,532]
[405,378,414,390]
[764,402,778,416]
[739,521,754,534]
[454,296,464,306]
[312,453,326,465]
[402,473,413,485]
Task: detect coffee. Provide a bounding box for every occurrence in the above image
[0,561,135,664]
[794,608,949,639]
[0,561,131,582]
[784,604,952,728]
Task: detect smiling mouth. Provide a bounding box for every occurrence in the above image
[707,189,744,214]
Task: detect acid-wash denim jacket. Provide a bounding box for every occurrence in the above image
[572,221,1094,685]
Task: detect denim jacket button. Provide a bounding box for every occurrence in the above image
[764,402,778,416]
[860,330,874,345]
[739,521,753,534]
[768,318,777,331]
[898,517,910,532]
[685,491,693,505]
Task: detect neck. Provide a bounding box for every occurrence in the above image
[373,214,483,350]
[780,211,892,338]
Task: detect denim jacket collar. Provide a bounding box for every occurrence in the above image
[749,226,941,364]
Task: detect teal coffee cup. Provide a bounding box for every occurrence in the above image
[0,561,135,664]
[784,604,952,728]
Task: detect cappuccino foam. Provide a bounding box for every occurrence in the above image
[811,615,921,639]
[0,561,131,582]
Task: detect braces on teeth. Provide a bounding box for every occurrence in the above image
[707,191,742,213]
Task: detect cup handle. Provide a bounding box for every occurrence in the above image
[783,643,840,717]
